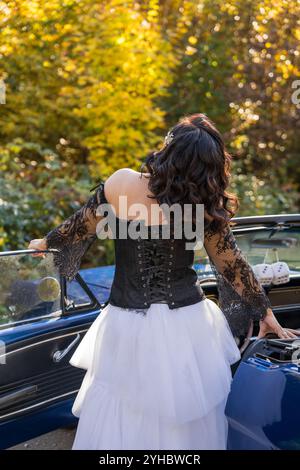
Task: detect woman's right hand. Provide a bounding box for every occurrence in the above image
[28,238,47,257]
[258,308,299,339]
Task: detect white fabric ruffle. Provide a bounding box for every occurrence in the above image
[70,298,241,449]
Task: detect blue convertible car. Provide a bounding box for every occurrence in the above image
[0,214,300,450]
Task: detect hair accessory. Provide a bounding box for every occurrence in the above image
[164,130,174,145]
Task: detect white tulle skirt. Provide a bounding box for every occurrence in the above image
[69,298,241,450]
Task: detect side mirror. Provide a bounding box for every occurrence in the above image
[37,277,61,302]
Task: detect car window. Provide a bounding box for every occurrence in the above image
[65,277,95,310]
[63,244,115,312]
[234,228,300,272]
[194,226,300,279]
[0,252,62,328]
[79,266,114,305]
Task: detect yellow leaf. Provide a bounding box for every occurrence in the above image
[188,36,197,45]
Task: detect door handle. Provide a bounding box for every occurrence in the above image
[0,385,38,410]
[52,333,80,363]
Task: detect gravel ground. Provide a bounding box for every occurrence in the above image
[9,427,76,450]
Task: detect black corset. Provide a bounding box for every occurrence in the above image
[108,219,206,311]
[138,237,174,305]
[45,180,206,312]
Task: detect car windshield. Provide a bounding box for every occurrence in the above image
[194,226,300,279]
[0,252,61,326]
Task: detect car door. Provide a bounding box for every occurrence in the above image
[224,214,300,450]
[0,249,109,449]
[225,337,300,450]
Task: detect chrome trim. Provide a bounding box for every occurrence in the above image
[52,334,81,363]
[0,249,59,257]
[273,304,300,313]
[226,417,279,449]
[0,309,63,331]
[0,328,90,361]
[0,389,79,421]
[233,226,271,233]
[0,385,38,410]
[232,214,300,226]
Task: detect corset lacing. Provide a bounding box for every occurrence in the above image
[137,236,175,306]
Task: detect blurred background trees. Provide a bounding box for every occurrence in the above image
[0,0,299,253]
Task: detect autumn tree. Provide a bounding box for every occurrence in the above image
[0,0,176,176]
[158,0,300,194]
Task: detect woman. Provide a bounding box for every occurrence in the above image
[29,114,297,450]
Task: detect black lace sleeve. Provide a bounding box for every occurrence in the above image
[204,222,271,336]
[45,181,108,281]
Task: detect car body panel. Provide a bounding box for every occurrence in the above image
[0,398,76,449]
[0,251,103,449]
[226,340,300,450]
[0,312,99,449]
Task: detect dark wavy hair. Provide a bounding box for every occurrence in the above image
[141,113,238,231]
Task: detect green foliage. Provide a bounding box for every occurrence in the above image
[0,140,114,264]
[230,162,299,216]
[0,0,299,257]
[0,0,176,176]
[160,0,300,188]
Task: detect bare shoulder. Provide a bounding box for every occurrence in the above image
[104,168,143,201]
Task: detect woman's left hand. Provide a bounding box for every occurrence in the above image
[28,238,47,257]
[258,308,300,339]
